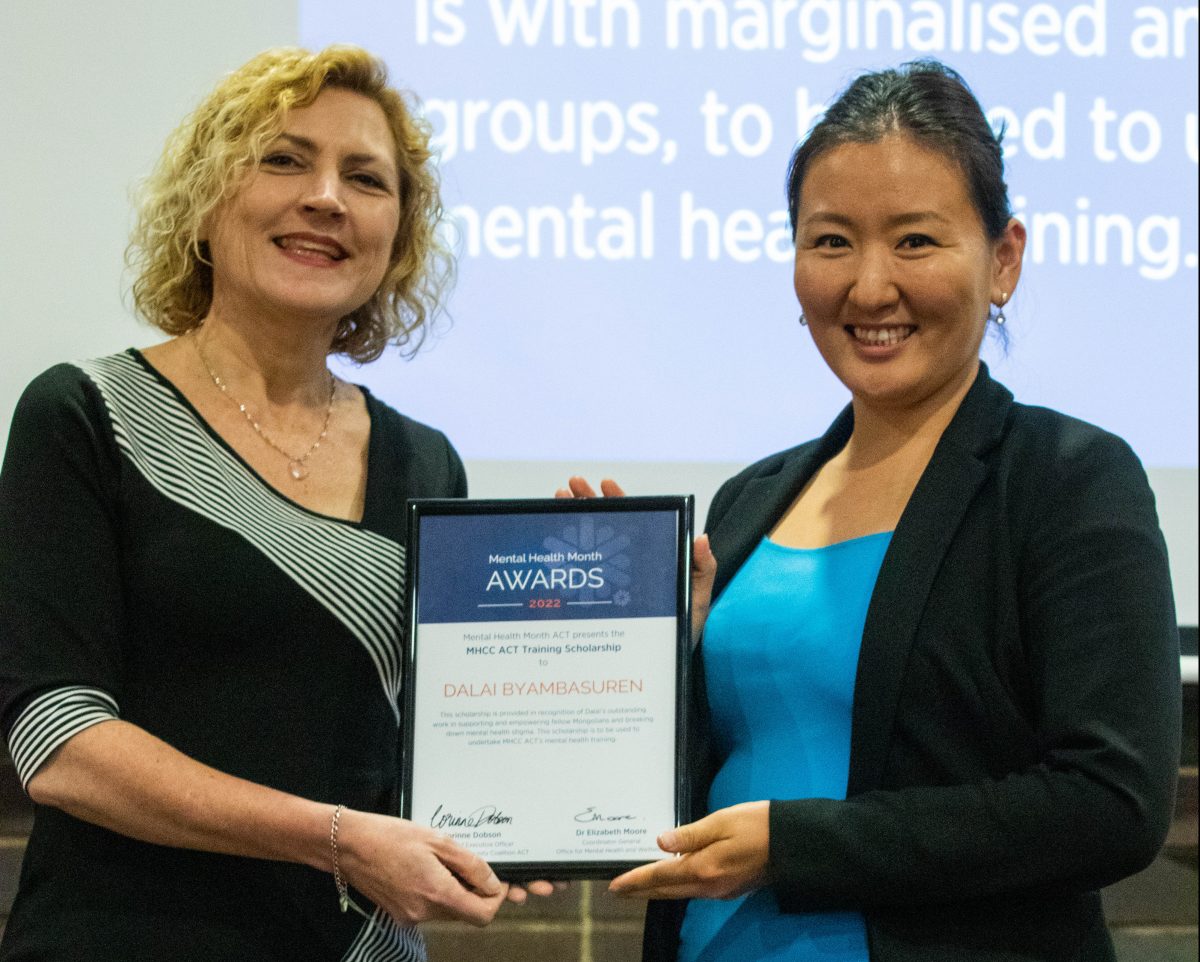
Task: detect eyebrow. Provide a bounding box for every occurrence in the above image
[273,132,393,170]
[802,210,952,228]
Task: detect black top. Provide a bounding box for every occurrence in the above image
[644,365,1181,962]
[0,351,466,962]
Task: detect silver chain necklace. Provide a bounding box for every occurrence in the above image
[191,329,336,481]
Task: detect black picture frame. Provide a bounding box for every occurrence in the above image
[400,496,693,880]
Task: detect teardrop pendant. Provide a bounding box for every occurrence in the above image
[289,461,308,481]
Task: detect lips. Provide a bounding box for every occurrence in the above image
[847,325,916,346]
[273,233,348,261]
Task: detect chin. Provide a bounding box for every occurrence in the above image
[272,291,369,324]
[839,367,926,408]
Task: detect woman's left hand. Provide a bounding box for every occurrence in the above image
[608,801,770,900]
[556,476,718,642]
[504,880,569,904]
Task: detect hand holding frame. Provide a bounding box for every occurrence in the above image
[607,801,770,901]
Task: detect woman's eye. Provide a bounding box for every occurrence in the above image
[262,153,299,169]
[899,234,935,250]
[350,172,388,190]
[814,234,848,248]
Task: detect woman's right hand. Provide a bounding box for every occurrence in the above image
[556,476,718,643]
[336,809,507,926]
[24,721,509,928]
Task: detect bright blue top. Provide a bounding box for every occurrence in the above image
[678,532,893,962]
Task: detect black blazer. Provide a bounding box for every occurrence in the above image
[645,365,1180,962]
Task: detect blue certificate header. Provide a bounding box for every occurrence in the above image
[415,510,679,623]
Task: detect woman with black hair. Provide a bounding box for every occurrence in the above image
[569,60,1180,962]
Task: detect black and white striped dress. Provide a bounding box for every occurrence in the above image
[0,350,465,961]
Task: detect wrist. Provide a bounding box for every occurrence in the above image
[330,805,351,907]
[324,805,376,921]
[277,797,344,873]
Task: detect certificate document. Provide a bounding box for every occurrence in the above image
[401,497,692,878]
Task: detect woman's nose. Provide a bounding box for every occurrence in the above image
[300,170,346,216]
[847,248,898,312]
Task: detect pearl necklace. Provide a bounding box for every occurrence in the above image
[191,330,336,481]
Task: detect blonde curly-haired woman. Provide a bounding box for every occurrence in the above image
[0,45,547,962]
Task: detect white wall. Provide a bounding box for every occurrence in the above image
[0,0,298,442]
[1,1,1195,627]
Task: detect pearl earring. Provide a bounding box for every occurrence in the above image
[994,291,1008,325]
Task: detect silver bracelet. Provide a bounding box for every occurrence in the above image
[329,804,372,920]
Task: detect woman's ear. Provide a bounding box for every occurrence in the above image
[992,217,1026,303]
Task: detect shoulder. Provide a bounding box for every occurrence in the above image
[999,402,1149,493]
[361,390,461,464]
[360,389,466,497]
[8,355,135,444]
[706,437,821,529]
[955,366,1143,484]
[987,401,1159,546]
[15,361,102,413]
[1,356,138,513]
[707,400,854,533]
[718,439,818,493]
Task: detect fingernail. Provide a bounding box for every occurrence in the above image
[486,873,501,891]
[657,831,677,850]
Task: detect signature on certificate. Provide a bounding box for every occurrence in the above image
[574,806,637,823]
[429,804,514,829]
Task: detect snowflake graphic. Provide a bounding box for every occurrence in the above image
[543,515,632,603]
[612,590,631,607]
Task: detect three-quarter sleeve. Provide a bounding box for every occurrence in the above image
[0,366,125,788]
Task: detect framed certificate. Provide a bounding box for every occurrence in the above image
[401,496,693,880]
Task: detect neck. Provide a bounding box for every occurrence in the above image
[842,362,979,470]
[194,306,336,406]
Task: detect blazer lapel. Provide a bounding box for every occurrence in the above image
[848,365,1013,794]
[708,407,855,602]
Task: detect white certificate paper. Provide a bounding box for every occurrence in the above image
[402,499,691,877]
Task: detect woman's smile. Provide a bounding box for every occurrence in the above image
[846,324,918,351]
[272,232,349,265]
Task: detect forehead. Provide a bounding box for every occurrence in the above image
[798,135,976,223]
[277,87,398,170]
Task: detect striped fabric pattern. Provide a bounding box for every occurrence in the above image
[75,353,408,722]
[8,686,120,789]
[77,354,429,959]
[342,908,428,962]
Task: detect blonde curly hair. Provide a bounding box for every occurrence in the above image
[128,45,451,362]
